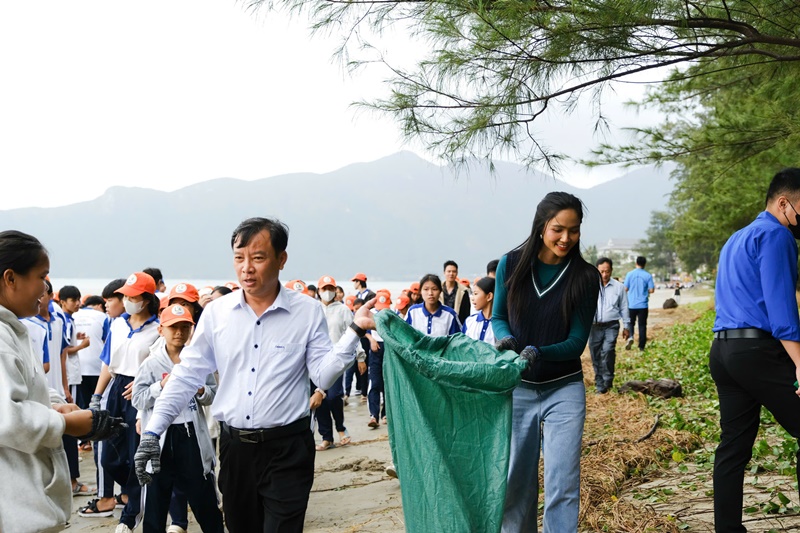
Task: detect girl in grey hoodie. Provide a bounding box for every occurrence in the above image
[0,231,96,533]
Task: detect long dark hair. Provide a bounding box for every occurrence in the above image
[506,192,599,324]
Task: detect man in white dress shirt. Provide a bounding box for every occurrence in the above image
[589,257,630,394]
[135,217,375,533]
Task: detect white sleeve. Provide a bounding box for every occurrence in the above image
[306,305,360,390]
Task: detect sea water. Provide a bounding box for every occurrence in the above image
[48,277,420,300]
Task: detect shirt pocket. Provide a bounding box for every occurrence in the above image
[263,342,306,378]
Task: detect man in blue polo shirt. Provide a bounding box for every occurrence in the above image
[711,168,800,532]
[623,256,655,351]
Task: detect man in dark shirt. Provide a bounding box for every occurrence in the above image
[711,168,800,532]
[439,260,471,324]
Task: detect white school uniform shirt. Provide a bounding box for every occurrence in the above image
[405,303,461,337]
[61,313,82,386]
[100,313,160,378]
[146,284,362,435]
[22,319,50,367]
[73,307,108,377]
[462,311,496,344]
[28,304,67,399]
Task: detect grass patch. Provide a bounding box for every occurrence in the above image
[613,303,800,521]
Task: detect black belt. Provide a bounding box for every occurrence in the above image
[713,328,772,340]
[593,320,619,328]
[222,416,310,444]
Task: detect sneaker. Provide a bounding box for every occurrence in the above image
[115,524,133,533]
[77,498,114,518]
[625,338,634,350]
[368,417,379,428]
[385,463,398,479]
[167,526,188,533]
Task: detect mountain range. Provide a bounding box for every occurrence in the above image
[0,152,674,280]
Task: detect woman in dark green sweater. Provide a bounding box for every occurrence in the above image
[493,192,600,532]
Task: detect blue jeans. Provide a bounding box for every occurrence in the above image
[588,323,620,391]
[502,380,586,533]
[368,342,385,420]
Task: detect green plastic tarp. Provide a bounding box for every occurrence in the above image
[375,310,526,533]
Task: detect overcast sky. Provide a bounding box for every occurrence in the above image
[0,1,664,211]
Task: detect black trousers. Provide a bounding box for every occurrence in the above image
[63,434,79,479]
[218,425,315,533]
[102,375,142,528]
[629,308,649,349]
[709,337,800,532]
[77,375,99,410]
[315,396,346,443]
[142,423,223,533]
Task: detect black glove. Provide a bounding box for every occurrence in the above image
[134,432,161,486]
[494,336,518,353]
[519,345,541,366]
[89,393,102,411]
[76,409,127,442]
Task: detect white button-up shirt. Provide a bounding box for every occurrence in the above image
[146,285,360,434]
[594,278,631,328]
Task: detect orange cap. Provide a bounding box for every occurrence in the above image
[168,282,199,304]
[224,282,240,291]
[459,278,470,286]
[374,292,392,310]
[159,295,170,311]
[285,279,308,294]
[317,275,337,289]
[116,272,157,297]
[345,294,355,310]
[160,304,195,327]
[409,282,420,294]
[473,277,482,286]
[396,294,410,309]
[351,272,367,282]
[198,286,214,297]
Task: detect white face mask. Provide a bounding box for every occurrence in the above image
[124,298,145,315]
[320,290,336,303]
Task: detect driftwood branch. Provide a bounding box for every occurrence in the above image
[585,414,661,447]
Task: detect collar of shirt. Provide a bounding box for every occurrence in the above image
[476,311,488,322]
[122,313,159,336]
[227,283,293,316]
[422,305,444,318]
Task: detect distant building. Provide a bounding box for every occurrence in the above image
[597,238,639,265]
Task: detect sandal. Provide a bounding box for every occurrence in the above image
[77,498,114,518]
[338,429,351,446]
[315,440,335,451]
[115,494,127,508]
[79,442,93,452]
[72,482,97,497]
